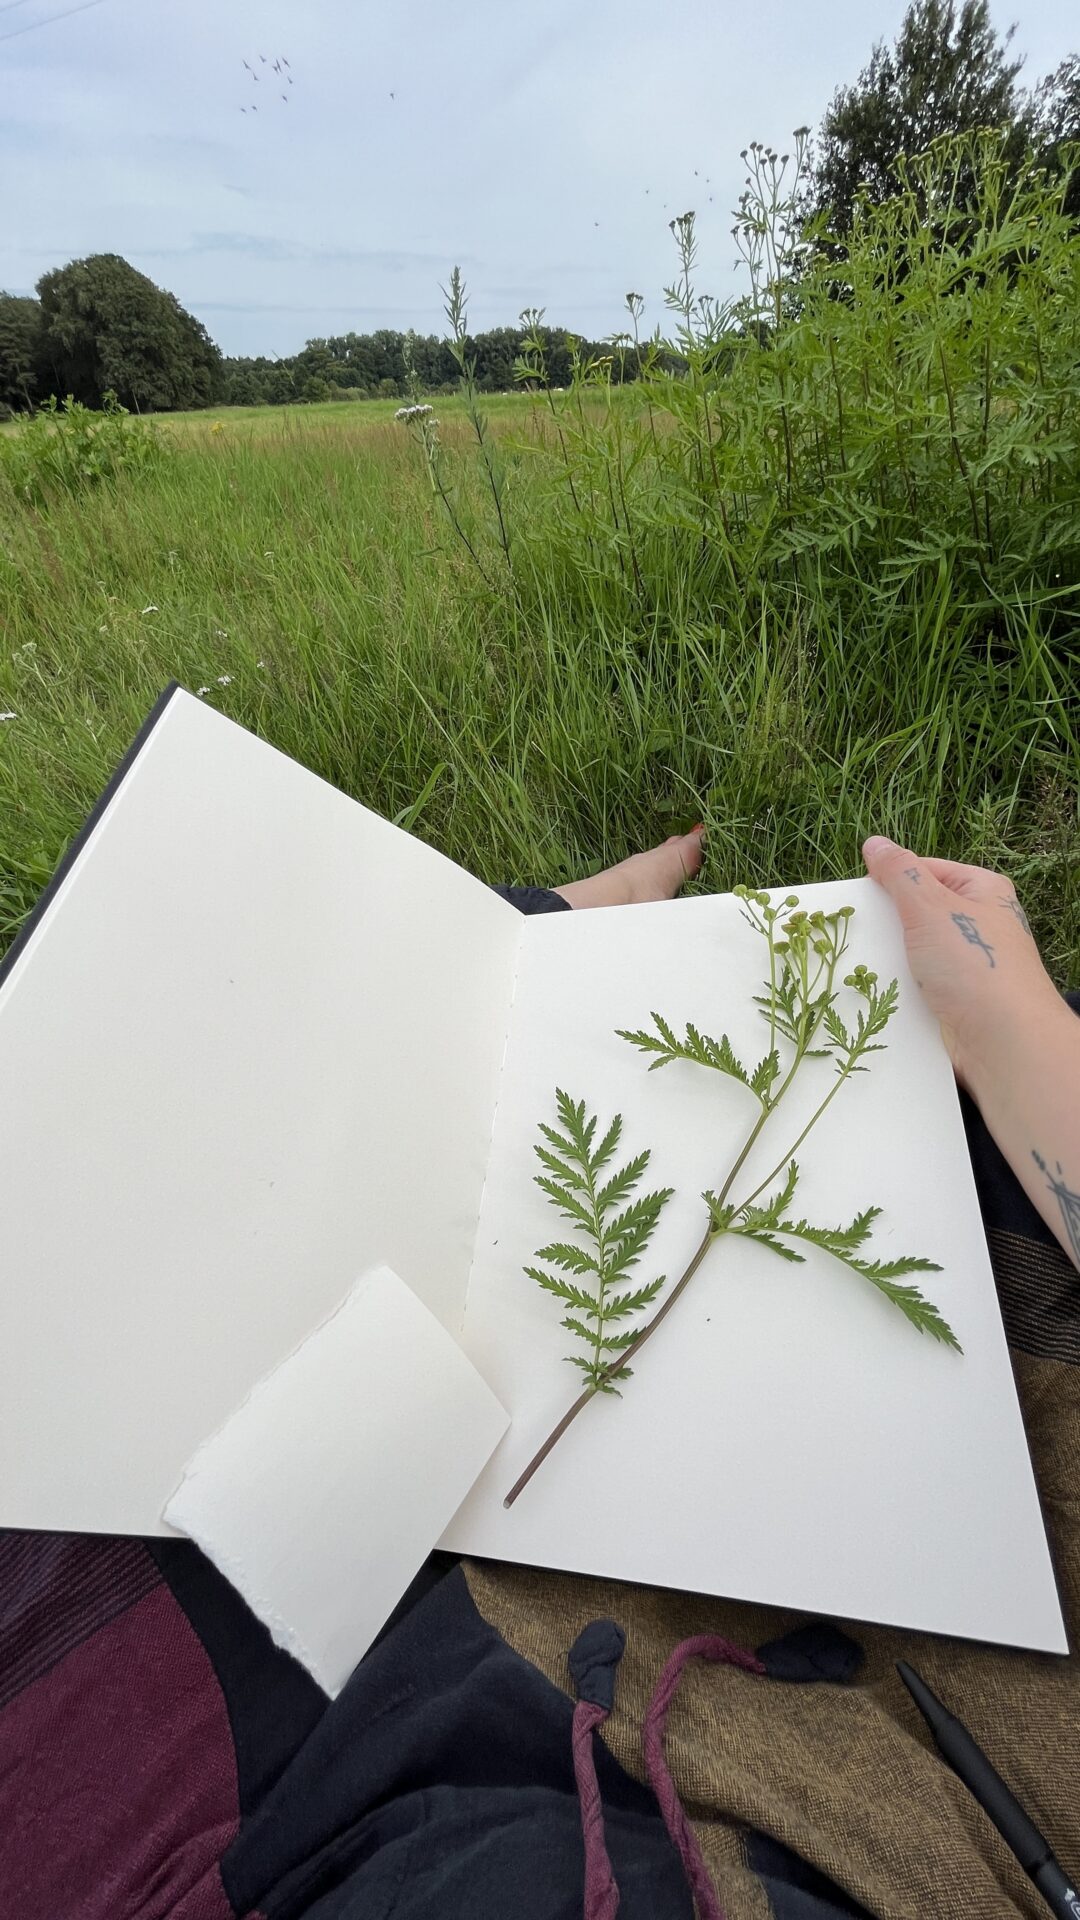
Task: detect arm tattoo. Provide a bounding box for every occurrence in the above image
[1033,1151,1080,1269]
[951,912,995,968]
[1000,895,1032,936]
[905,867,920,884]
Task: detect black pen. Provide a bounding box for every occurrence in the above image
[896,1661,1080,1919]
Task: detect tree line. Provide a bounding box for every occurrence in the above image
[1,2,1076,419]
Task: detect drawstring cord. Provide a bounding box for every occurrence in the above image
[641,1635,766,1919]
[569,1622,765,1920]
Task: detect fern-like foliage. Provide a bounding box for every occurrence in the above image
[617,1012,780,1102]
[527,1089,673,1393]
[714,1158,960,1350]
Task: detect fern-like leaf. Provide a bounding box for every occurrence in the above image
[741,1209,959,1350]
[616,1014,753,1091]
[527,1093,672,1391]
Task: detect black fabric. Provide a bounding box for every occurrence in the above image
[221,1566,693,1920]
[146,1536,326,1815]
[756,1622,865,1687]
[568,1619,626,1710]
[491,883,574,915]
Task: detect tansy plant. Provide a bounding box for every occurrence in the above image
[505,889,959,1507]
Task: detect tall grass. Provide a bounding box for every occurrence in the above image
[1,132,1077,983]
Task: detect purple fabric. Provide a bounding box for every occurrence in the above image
[0,1532,160,1712]
[641,1635,767,1920]
[0,1568,244,1920]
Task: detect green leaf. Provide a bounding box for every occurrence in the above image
[526,1092,672,1392]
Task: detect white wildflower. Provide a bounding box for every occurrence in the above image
[215,628,229,639]
[394,403,434,424]
[141,604,159,616]
[256,659,266,668]
[217,674,232,686]
[197,686,210,697]
[0,710,16,722]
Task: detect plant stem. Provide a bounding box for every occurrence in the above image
[505,912,857,1506]
[504,1216,715,1507]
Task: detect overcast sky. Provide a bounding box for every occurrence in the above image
[2,0,1075,358]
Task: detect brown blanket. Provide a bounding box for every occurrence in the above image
[465,1223,1080,1920]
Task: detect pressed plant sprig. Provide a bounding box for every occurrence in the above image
[505,890,959,1507]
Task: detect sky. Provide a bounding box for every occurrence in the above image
[2,0,1075,359]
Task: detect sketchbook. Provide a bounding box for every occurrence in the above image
[0,687,1066,1661]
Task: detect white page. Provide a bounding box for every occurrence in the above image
[0,691,520,1534]
[447,883,1066,1653]
[164,1265,509,1694]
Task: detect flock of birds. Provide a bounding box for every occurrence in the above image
[237,55,399,117]
[239,52,293,114]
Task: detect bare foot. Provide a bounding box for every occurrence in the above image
[554,827,705,909]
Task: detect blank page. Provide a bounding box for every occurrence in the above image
[0,691,520,1534]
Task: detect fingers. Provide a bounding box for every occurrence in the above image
[863,837,1013,905]
[861,836,948,927]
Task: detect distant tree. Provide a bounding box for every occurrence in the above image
[35,255,224,411]
[1027,54,1080,216]
[0,292,42,410]
[810,1,1024,231]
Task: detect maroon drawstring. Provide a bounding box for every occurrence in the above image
[568,1621,626,1919]
[569,1622,765,1920]
[641,1634,767,1919]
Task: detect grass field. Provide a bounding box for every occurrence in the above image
[2,141,1078,983]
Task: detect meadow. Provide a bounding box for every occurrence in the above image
[1,135,1078,981]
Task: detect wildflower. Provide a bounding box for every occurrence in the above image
[216,674,232,686]
[141,604,159,616]
[0,710,16,722]
[394,403,434,424]
[256,659,266,668]
[215,628,229,639]
[196,687,210,697]
[211,422,224,434]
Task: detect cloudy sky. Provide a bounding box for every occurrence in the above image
[2,0,1074,358]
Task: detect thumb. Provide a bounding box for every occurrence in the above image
[862,835,938,930]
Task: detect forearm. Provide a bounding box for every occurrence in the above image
[965,994,1080,1270]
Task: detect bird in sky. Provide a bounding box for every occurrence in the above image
[281,93,287,102]
[288,74,293,83]
[389,90,395,99]
[259,53,266,62]
[273,59,280,72]
[242,58,251,70]
[282,56,290,68]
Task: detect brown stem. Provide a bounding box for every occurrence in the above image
[503,1219,715,1507]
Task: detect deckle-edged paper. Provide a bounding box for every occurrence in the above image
[164,1265,509,1694]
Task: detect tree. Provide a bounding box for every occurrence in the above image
[35,255,223,412]
[0,293,41,410]
[1027,55,1080,217]
[811,1,1024,232]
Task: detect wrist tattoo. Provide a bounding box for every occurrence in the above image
[1000,895,1032,936]
[1033,1151,1080,1269]
[905,867,920,884]
[952,912,995,968]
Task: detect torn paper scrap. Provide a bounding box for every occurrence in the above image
[164,1263,509,1695]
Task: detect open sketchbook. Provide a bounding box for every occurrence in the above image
[0,687,1065,1670]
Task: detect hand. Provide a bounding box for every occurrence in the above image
[861,836,1062,1094]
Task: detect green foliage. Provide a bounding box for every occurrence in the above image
[219,322,637,408]
[527,1091,673,1392]
[0,395,168,507]
[630,889,958,1348]
[810,1,1024,233]
[36,255,223,413]
[0,294,41,412]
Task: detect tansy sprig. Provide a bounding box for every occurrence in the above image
[505,890,959,1507]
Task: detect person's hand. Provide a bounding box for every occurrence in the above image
[861,836,1063,1095]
